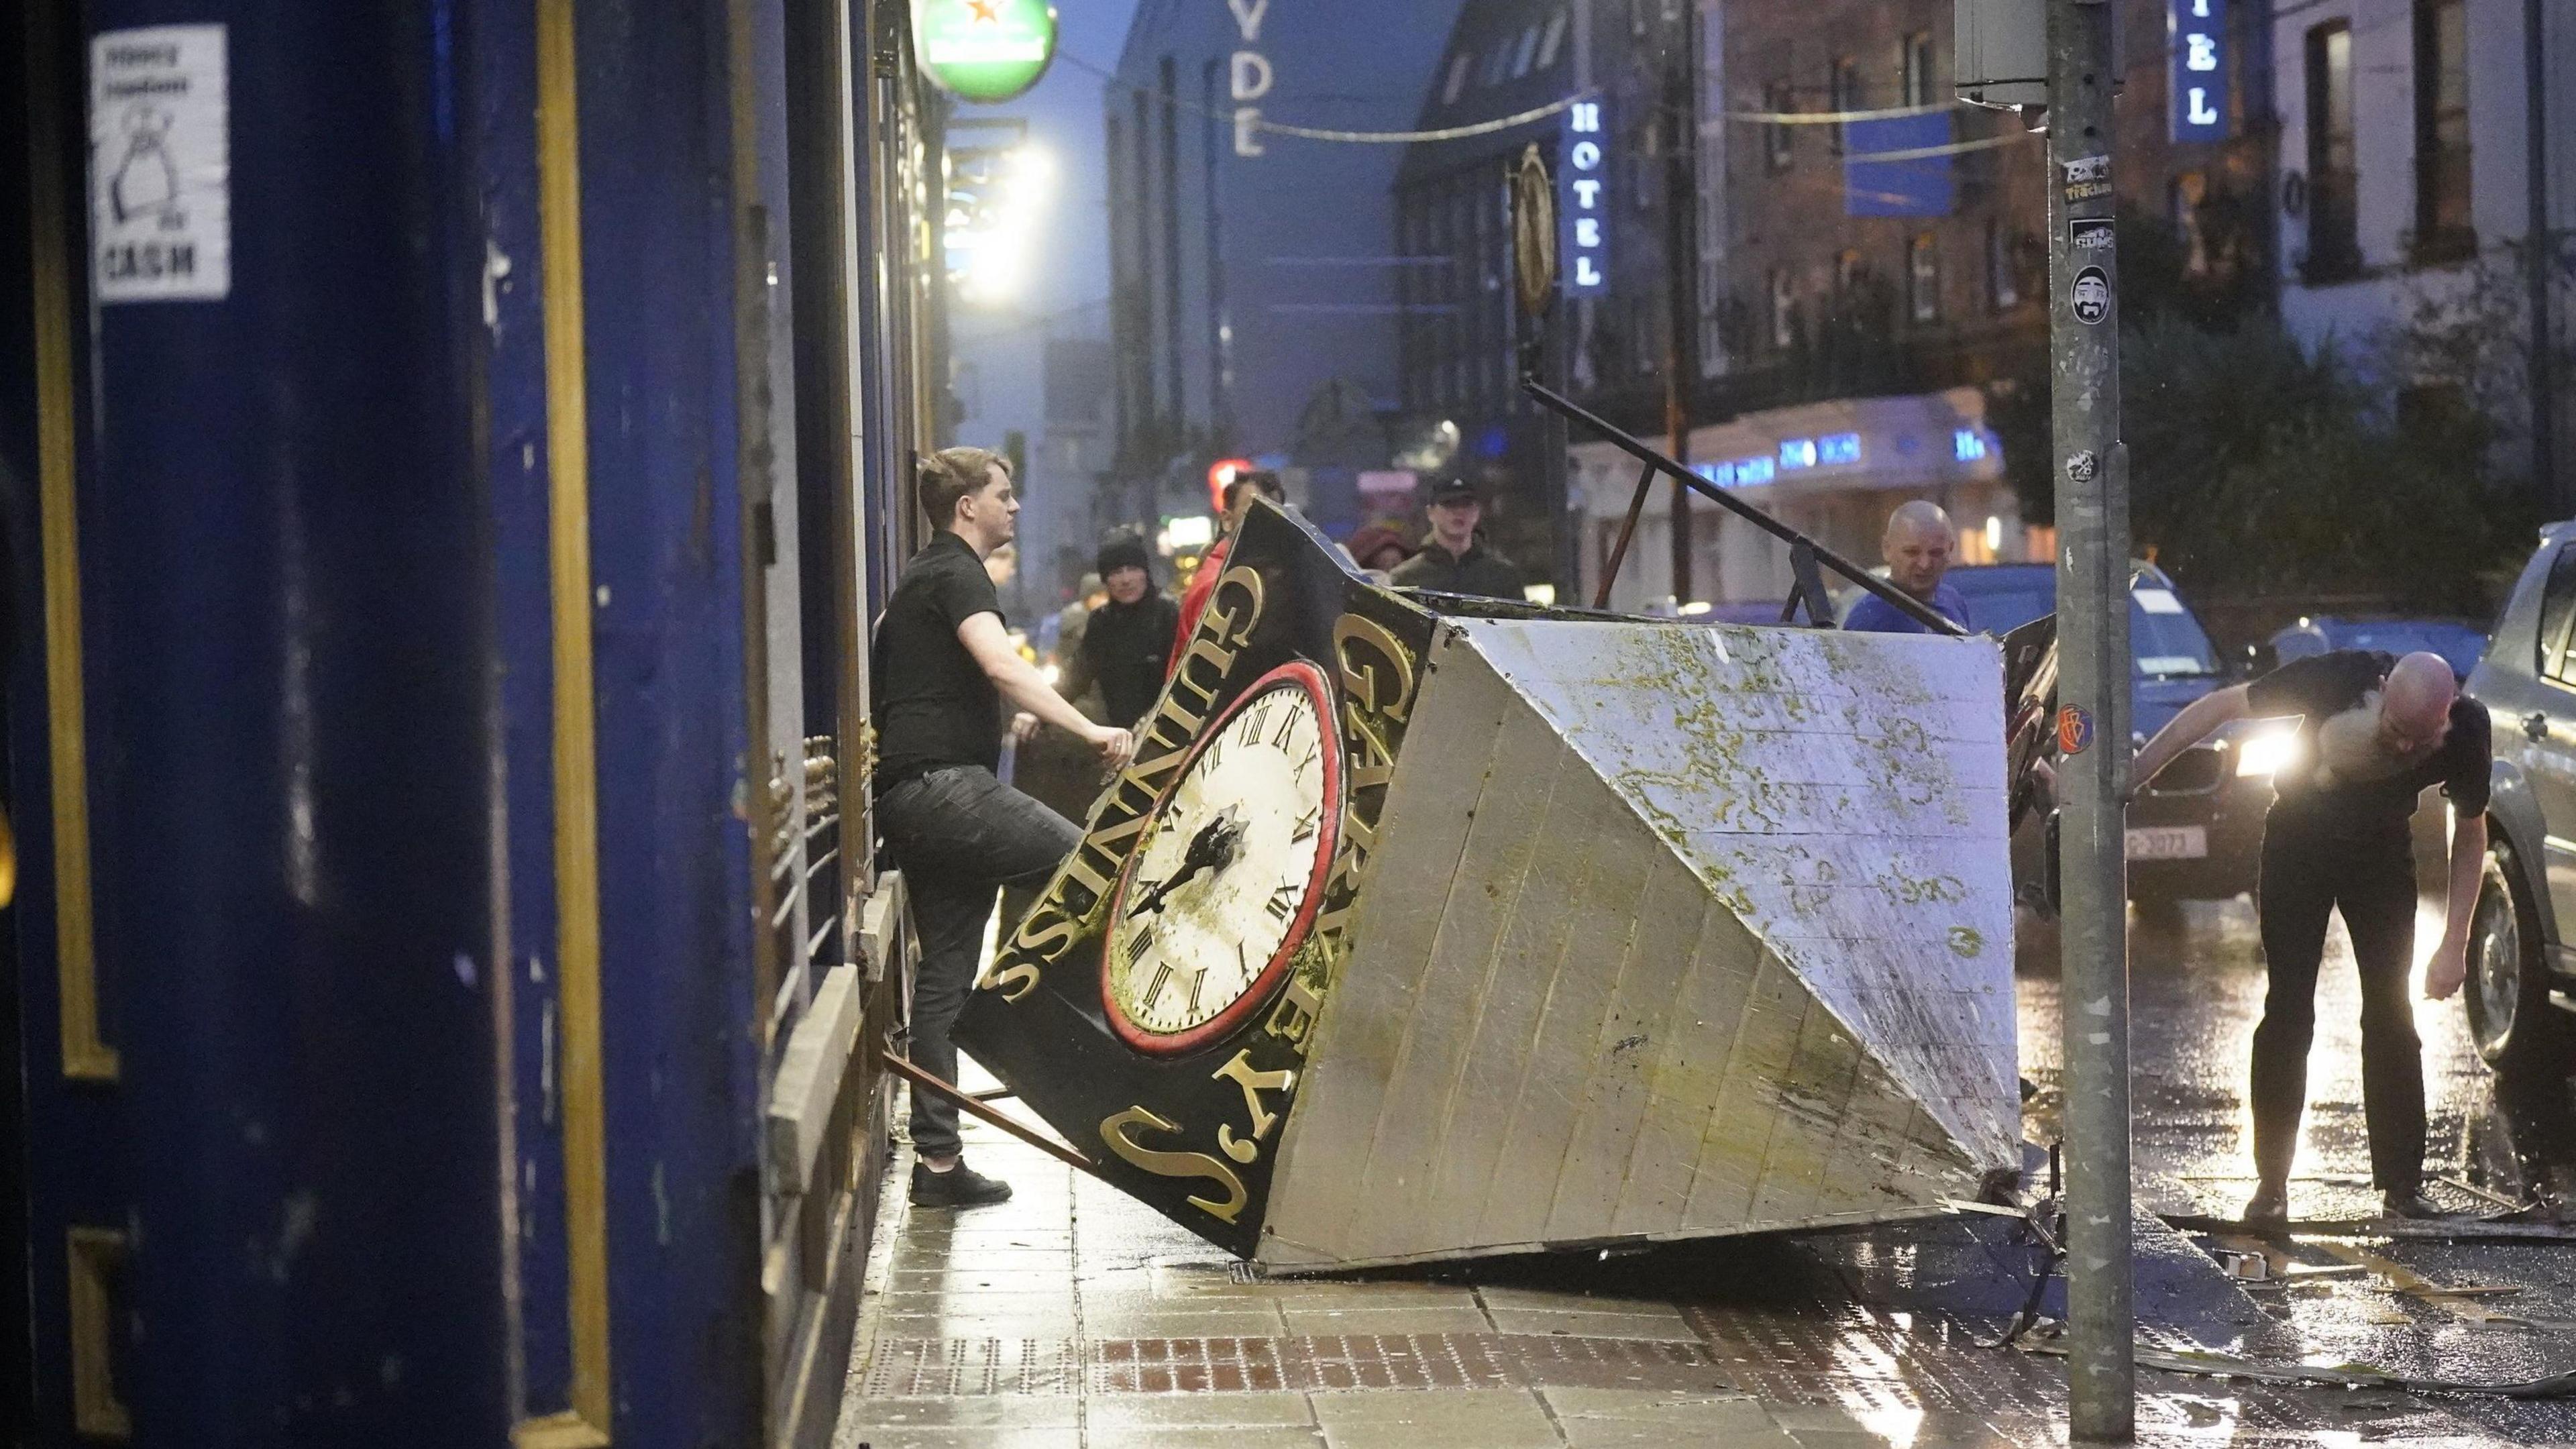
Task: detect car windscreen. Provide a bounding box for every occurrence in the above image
[2324,620,2487,678]
[2131,585,2221,678]
[1949,577,2054,634]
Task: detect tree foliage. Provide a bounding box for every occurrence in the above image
[1992,208,2536,614]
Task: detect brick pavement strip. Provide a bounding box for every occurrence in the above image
[837,1103,2557,1446]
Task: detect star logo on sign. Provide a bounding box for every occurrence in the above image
[967,0,999,20]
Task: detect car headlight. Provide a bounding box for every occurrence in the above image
[2235,729,2302,777]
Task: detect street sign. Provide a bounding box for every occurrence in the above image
[2169,0,2232,142]
[915,0,1057,104]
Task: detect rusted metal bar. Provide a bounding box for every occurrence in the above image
[879,1051,1101,1176]
[1524,376,1965,637]
[1593,458,1658,610]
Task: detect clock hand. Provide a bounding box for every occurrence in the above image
[1127,814,1238,918]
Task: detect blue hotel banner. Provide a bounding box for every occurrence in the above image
[2170,0,2231,142]
[1843,111,1953,218]
[1560,99,1609,294]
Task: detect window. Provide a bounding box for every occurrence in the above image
[1985,219,2019,309]
[2170,171,2211,276]
[1764,80,1794,173]
[1442,52,1471,106]
[1909,234,1941,322]
[1828,57,1858,156]
[1769,268,1796,349]
[2414,0,2474,261]
[2303,21,2359,280]
[2540,545,2576,680]
[1482,41,1511,87]
[1536,11,1569,71]
[1900,32,1935,108]
[1512,23,1541,78]
[1833,248,1864,299]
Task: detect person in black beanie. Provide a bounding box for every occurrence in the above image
[1067,529,1180,729]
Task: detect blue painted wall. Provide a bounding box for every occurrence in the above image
[5,0,786,1441]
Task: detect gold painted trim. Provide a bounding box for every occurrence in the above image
[518,0,612,1442]
[23,0,114,1082]
[514,1411,611,1449]
[66,1227,130,1441]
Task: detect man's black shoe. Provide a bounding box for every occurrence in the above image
[2242,1183,2289,1228]
[911,1158,1012,1208]
[2380,1189,2444,1220]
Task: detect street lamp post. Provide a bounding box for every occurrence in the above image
[2045,0,2136,1439]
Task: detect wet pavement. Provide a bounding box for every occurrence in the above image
[837,892,2576,1447]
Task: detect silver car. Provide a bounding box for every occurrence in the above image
[2463,526,2576,1065]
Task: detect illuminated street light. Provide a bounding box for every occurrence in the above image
[949,142,1055,307]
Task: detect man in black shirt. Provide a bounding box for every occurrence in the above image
[1389,475,1522,599]
[873,447,1136,1208]
[1065,530,1179,729]
[2133,650,2489,1224]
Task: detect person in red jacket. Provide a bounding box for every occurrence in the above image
[1169,468,1283,672]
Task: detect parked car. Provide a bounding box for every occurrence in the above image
[2271,615,2489,681]
[1943,563,2296,904]
[2461,527,2576,1065]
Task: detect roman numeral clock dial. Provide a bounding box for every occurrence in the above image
[1102,662,1344,1054]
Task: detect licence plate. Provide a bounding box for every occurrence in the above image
[2126,825,2208,861]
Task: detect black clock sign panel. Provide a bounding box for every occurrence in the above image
[953,503,1436,1255]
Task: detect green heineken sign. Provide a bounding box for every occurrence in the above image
[917,0,1059,103]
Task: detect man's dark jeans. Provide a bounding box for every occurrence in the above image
[877,765,1081,1159]
[2249,822,2424,1194]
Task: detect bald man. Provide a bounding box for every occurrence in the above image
[2133,649,2490,1224]
[1843,500,1971,633]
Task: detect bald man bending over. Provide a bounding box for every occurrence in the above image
[2133,650,2489,1224]
[1843,500,1971,633]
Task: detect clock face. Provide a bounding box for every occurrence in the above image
[1102,661,1343,1055]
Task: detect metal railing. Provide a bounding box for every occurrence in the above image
[1520,375,1968,637]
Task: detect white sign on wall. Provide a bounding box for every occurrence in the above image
[1229,0,1271,156]
[90,25,229,303]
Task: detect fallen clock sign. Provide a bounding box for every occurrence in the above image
[957,502,2025,1268]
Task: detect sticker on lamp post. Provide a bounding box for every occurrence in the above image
[2070,266,2110,325]
[916,0,1058,104]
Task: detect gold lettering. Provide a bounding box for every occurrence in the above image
[984,961,1042,1002]
[1202,566,1267,647]
[1332,613,1418,724]
[1097,1106,1250,1223]
[1263,974,1325,1054]
[1002,905,1083,969]
[1210,1050,1297,1163]
[1342,707,1400,796]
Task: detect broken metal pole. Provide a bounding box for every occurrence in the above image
[2046,0,2137,1438]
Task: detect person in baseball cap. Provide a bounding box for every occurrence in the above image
[1068,528,1179,729]
[1388,474,1523,600]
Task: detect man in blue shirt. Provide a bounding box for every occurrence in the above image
[1843,500,1972,633]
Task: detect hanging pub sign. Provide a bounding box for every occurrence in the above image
[916,0,1058,104]
[1558,99,1609,295]
[2169,0,2230,142]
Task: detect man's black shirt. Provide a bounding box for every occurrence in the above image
[2245,649,2490,840]
[1388,539,1523,600]
[872,532,1004,789]
[1079,592,1180,728]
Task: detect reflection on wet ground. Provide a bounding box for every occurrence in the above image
[840,891,2576,1446]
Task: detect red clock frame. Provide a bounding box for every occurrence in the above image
[1100,660,1346,1057]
